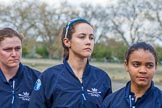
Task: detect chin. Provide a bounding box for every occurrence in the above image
[9,63,19,67]
[82,56,91,59]
[137,82,150,88]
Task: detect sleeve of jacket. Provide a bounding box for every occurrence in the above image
[102,95,112,108]
[103,72,112,99]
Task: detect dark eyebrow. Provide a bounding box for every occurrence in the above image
[78,33,86,35]
[146,62,154,65]
[78,33,94,36]
[131,61,141,63]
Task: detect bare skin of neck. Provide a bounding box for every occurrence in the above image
[68,56,87,83]
[131,83,151,101]
[0,64,18,82]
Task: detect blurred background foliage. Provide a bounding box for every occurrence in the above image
[1,0,162,63]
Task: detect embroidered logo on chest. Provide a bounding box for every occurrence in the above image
[18,92,30,101]
[87,88,101,97]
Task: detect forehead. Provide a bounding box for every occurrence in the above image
[74,23,94,33]
[129,49,155,62]
[0,37,21,46]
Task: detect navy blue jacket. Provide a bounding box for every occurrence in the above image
[29,59,112,108]
[102,81,162,108]
[0,63,40,108]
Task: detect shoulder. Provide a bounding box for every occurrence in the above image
[19,63,41,85]
[153,86,162,96]
[103,87,127,108]
[21,64,41,77]
[106,87,125,99]
[104,87,125,104]
[90,65,108,75]
[36,64,64,90]
[151,86,162,107]
[43,64,64,75]
[89,65,111,87]
[40,64,64,80]
[89,65,111,81]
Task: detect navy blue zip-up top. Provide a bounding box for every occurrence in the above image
[29,58,112,108]
[0,63,40,108]
[102,81,162,108]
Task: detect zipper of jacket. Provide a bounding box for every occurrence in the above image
[11,80,15,108]
[129,95,132,108]
[81,86,86,106]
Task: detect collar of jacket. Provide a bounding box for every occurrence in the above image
[63,57,90,80]
[0,63,24,83]
[124,81,154,105]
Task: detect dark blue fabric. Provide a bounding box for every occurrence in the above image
[102,81,162,108]
[29,58,112,108]
[0,63,40,108]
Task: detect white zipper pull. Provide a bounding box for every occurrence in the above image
[129,95,132,108]
[82,86,86,101]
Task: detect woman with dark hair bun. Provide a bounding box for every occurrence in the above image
[102,42,162,108]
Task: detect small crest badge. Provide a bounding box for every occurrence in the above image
[34,79,41,91]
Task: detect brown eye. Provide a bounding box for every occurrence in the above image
[78,34,85,39]
[133,63,138,67]
[89,36,94,40]
[79,36,85,39]
[146,63,154,68]
[132,62,140,67]
[3,48,12,52]
[15,47,21,51]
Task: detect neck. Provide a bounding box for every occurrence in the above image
[67,56,88,83]
[131,82,151,101]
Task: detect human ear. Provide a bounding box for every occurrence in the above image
[124,60,129,72]
[63,38,71,48]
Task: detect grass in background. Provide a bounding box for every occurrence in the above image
[22,58,162,84]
